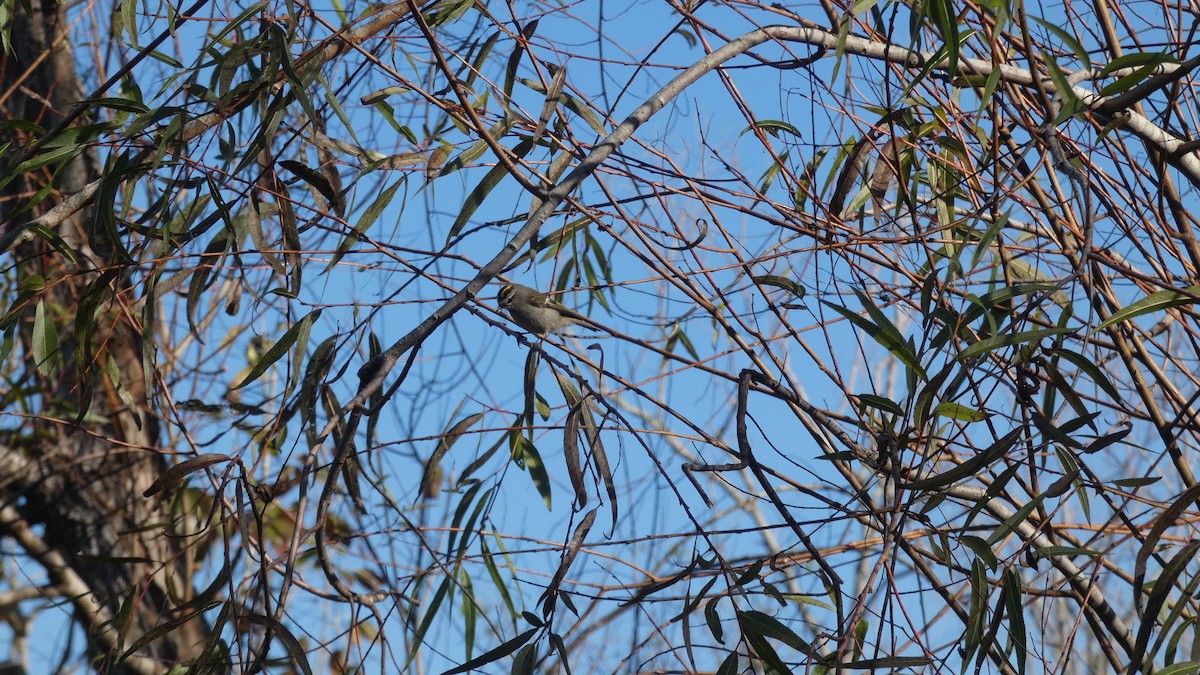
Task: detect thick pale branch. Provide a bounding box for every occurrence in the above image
[946,484,1136,660]
[0,504,162,675]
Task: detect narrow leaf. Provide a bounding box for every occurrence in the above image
[987,495,1045,545]
[240,615,314,675]
[822,298,927,379]
[440,628,538,675]
[143,453,231,497]
[903,427,1022,490]
[933,401,989,422]
[957,327,1073,361]
[753,275,806,299]
[447,139,534,244]
[740,610,828,663]
[514,435,552,509]
[1097,286,1200,331]
[32,300,59,376]
[233,310,322,389]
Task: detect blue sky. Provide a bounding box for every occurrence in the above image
[6,0,1184,671]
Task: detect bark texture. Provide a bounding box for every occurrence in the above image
[0,1,210,670]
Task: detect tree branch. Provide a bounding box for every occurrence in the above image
[0,504,162,675]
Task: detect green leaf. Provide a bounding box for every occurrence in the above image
[930,0,960,76]
[1135,483,1200,614]
[409,577,453,667]
[17,273,43,294]
[742,631,788,674]
[794,148,829,212]
[0,329,13,365]
[427,0,474,26]
[504,20,538,97]
[186,223,231,337]
[142,453,231,497]
[961,535,999,570]
[548,634,571,675]
[233,310,322,389]
[740,610,829,664]
[903,427,1022,491]
[440,413,485,455]
[553,369,615,522]
[970,212,1010,267]
[480,538,519,623]
[9,144,81,176]
[447,138,534,244]
[1042,360,1091,422]
[849,0,884,16]
[279,159,342,215]
[957,327,1073,361]
[959,283,1058,328]
[1031,546,1098,558]
[32,300,59,376]
[974,68,1003,115]
[522,348,540,434]
[1002,569,1027,674]
[715,651,739,675]
[1098,51,1178,78]
[440,628,538,675]
[513,435,552,510]
[531,63,567,142]
[665,323,700,361]
[1082,423,1131,454]
[1113,476,1161,488]
[669,572,721,620]
[706,598,725,644]
[987,495,1045,545]
[239,615,314,675]
[438,119,514,177]
[29,225,78,264]
[840,656,934,669]
[1098,56,1178,97]
[81,97,150,116]
[1156,662,1200,675]
[822,294,927,380]
[933,401,988,422]
[760,156,784,192]
[856,393,904,416]
[743,119,804,138]
[1132,540,1200,674]
[1031,17,1092,70]
[1043,52,1084,123]
[1056,348,1122,401]
[329,177,404,268]
[1097,286,1200,331]
[753,275,807,299]
[462,572,477,661]
[963,558,987,665]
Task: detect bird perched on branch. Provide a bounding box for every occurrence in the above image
[497,283,599,335]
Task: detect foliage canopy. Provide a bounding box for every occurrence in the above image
[3,0,1200,673]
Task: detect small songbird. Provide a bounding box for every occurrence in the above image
[496,283,598,335]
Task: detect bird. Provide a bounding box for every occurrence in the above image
[496,283,598,335]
